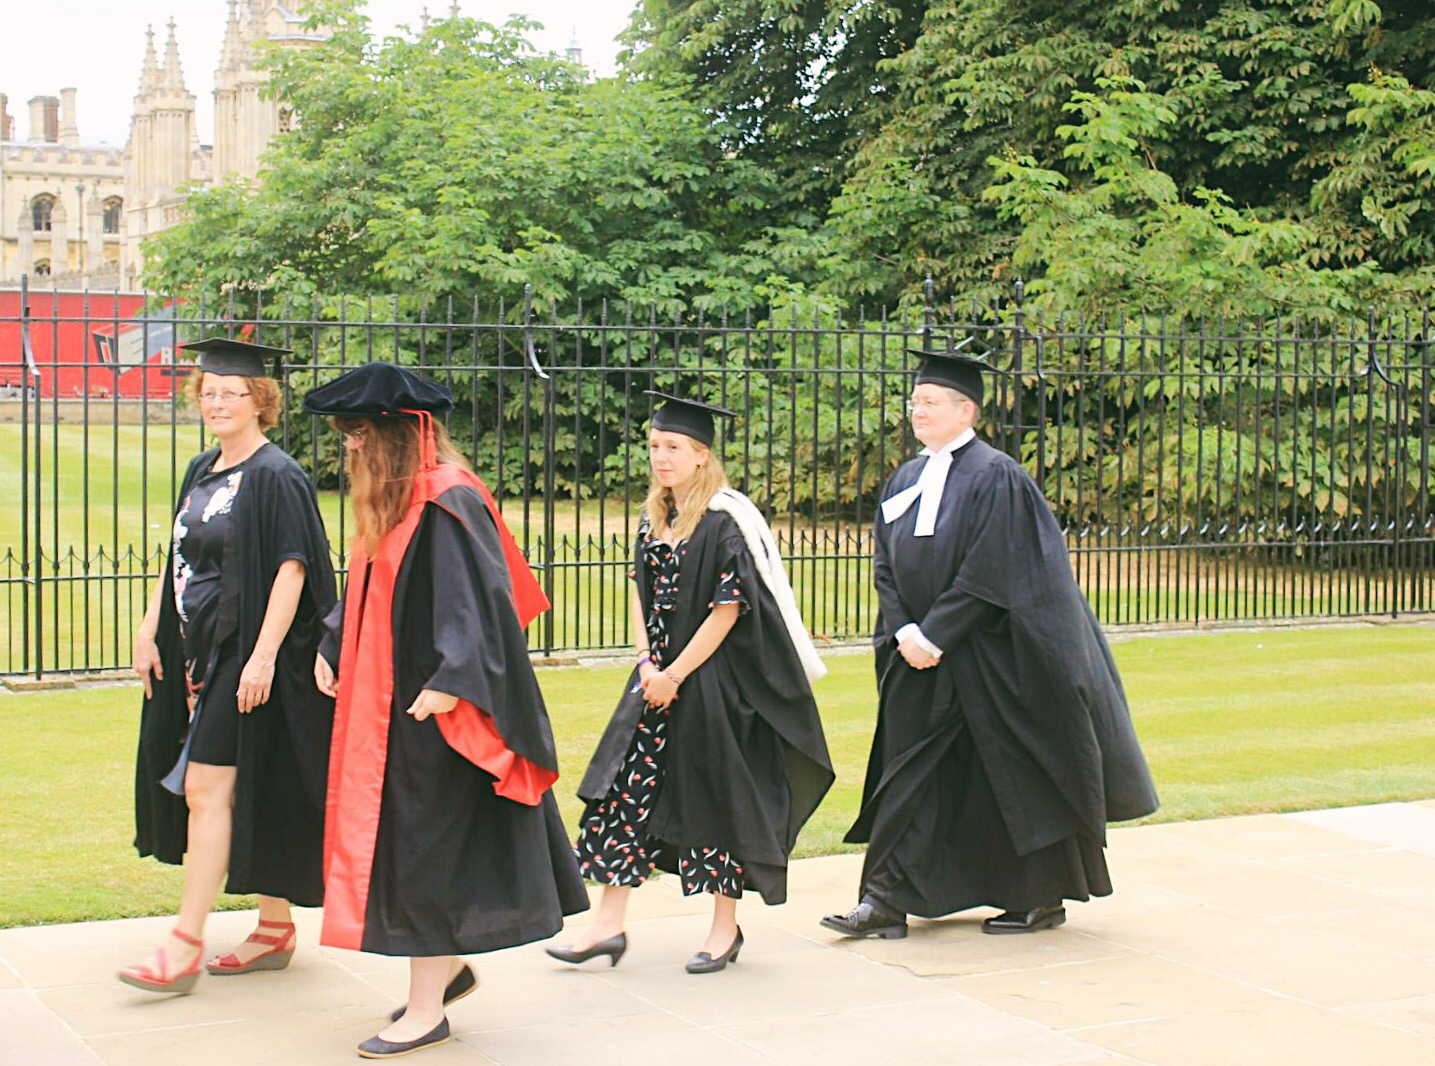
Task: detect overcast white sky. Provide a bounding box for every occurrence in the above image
[3,1,637,148]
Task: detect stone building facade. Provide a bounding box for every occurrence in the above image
[0,2,325,291]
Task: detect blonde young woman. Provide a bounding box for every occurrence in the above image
[304,362,587,1060]
[547,392,832,974]
[124,338,335,994]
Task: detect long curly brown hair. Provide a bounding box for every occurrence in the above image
[336,415,468,556]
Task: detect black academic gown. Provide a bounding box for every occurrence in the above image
[133,443,336,906]
[578,507,834,905]
[848,438,1158,917]
[321,478,589,956]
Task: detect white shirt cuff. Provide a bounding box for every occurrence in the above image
[895,623,942,658]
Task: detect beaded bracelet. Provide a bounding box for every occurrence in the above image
[663,667,684,686]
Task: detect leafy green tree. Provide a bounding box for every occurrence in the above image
[624,0,925,228]
[1311,68,1435,280]
[822,0,1435,307]
[143,3,780,313]
[982,76,1376,319]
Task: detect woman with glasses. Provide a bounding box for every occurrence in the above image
[123,338,337,995]
[305,363,587,1059]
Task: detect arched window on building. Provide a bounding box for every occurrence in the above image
[102,197,123,234]
[32,195,56,232]
[33,259,51,277]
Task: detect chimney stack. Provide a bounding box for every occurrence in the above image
[28,95,60,142]
[60,87,80,147]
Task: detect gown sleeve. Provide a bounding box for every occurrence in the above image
[318,597,344,670]
[261,462,331,574]
[708,542,751,614]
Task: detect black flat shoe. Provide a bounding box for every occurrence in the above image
[982,903,1066,935]
[357,1016,450,1059]
[388,963,477,1023]
[686,927,743,974]
[820,896,908,940]
[545,932,628,967]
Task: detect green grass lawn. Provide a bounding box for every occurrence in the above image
[2,624,1432,928]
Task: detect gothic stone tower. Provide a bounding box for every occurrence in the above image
[123,2,326,286]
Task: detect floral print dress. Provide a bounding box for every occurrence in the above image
[574,514,751,898]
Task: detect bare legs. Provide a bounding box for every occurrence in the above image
[568,885,632,952]
[378,956,464,1042]
[567,884,739,958]
[126,762,294,980]
[699,892,739,956]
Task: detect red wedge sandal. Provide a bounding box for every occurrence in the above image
[117,927,204,994]
[204,919,296,975]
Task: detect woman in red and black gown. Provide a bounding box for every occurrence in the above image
[305,362,586,1060]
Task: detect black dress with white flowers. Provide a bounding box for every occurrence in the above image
[169,452,258,765]
[574,514,750,898]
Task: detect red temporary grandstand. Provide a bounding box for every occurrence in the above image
[0,289,189,398]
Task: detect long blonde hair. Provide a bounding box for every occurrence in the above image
[644,443,729,543]
[337,415,468,556]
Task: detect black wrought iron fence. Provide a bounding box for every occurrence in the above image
[4,277,1432,677]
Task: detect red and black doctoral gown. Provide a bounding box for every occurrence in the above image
[133,443,337,906]
[320,462,589,956]
[577,507,835,905]
[849,437,1160,917]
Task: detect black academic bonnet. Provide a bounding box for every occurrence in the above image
[301,361,454,419]
[180,337,291,378]
[905,333,997,405]
[645,390,736,447]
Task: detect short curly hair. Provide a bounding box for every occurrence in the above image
[184,368,283,431]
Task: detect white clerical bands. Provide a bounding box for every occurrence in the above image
[880,449,952,536]
[879,429,973,536]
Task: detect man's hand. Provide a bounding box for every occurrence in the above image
[897,636,940,670]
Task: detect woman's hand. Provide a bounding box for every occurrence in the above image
[640,668,682,710]
[132,630,164,699]
[236,650,276,712]
[406,688,459,721]
[314,654,338,698]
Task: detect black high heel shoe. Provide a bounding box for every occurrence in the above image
[545,932,628,967]
[685,927,743,974]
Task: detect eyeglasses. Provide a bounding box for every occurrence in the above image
[906,397,956,414]
[198,390,252,405]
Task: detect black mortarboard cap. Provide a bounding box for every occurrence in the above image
[905,333,998,404]
[302,361,454,418]
[645,390,735,447]
[180,336,290,377]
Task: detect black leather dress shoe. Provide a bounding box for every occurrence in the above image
[686,927,743,974]
[544,931,628,967]
[981,903,1066,934]
[357,1016,450,1059]
[389,963,477,1023]
[820,896,908,939]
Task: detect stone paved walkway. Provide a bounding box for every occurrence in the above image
[4,801,1434,1065]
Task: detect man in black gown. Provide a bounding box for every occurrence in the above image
[823,340,1158,940]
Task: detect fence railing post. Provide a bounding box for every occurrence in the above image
[19,274,45,678]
